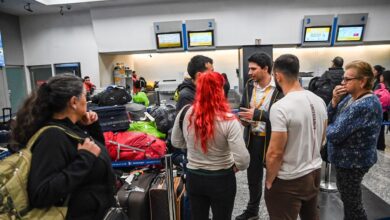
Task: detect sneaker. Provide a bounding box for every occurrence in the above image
[235,211,260,220]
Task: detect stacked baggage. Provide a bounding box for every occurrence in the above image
[0,108,12,160]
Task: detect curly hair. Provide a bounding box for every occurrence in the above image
[10,74,83,150]
[189,71,235,153]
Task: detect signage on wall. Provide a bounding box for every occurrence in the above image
[0,32,5,67]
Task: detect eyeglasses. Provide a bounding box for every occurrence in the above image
[342,76,361,82]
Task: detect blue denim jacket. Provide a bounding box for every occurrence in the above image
[327,94,382,168]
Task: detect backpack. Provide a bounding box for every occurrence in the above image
[149,104,176,133]
[0,125,82,220]
[374,83,390,112]
[312,73,342,105]
[308,77,320,92]
[98,86,132,106]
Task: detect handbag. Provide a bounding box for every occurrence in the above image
[103,207,128,220]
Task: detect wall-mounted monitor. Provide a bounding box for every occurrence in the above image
[188,30,214,47]
[155,32,183,49]
[0,32,5,67]
[336,25,364,42]
[304,26,332,42]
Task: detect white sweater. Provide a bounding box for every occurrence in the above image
[171,107,250,171]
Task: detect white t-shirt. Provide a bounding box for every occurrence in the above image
[270,90,327,180]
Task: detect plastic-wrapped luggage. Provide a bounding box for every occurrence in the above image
[149,104,176,134]
[104,131,166,161]
[117,171,158,220]
[128,121,166,139]
[125,103,146,121]
[93,106,130,132]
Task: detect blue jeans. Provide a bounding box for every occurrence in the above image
[186,168,236,220]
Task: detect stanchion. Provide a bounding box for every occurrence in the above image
[165,154,176,220]
[320,162,338,192]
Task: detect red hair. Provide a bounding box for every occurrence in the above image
[189,71,235,153]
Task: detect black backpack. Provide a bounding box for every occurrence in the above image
[96,86,132,106]
[308,77,320,92]
[311,71,343,105]
[149,104,177,133]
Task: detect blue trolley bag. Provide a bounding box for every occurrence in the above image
[92,105,130,132]
[117,171,158,220]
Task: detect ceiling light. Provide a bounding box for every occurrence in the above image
[24,3,33,13]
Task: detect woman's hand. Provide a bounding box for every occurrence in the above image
[331,85,348,108]
[79,111,98,126]
[78,138,101,157]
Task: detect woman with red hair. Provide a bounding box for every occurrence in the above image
[171,71,250,220]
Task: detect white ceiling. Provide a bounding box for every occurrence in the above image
[0,0,197,16]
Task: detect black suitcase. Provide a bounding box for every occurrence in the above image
[98,86,132,106]
[92,106,130,132]
[149,173,185,220]
[117,171,157,220]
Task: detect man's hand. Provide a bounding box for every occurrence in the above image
[266,180,273,190]
[238,107,255,121]
[79,111,98,126]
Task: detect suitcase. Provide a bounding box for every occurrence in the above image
[149,174,185,220]
[92,106,130,132]
[117,171,158,220]
[125,103,146,121]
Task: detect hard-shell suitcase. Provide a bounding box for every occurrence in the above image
[117,171,157,220]
[149,174,185,220]
[92,105,130,132]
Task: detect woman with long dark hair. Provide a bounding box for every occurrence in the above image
[376,70,390,151]
[171,71,249,220]
[11,74,115,220]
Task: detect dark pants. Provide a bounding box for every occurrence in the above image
[245,135,265,215]
[335,167,370,220]
[264,169,321,220]
[186,169,236,220]
[377,112,388,151]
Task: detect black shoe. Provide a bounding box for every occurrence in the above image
[235,211,260,220]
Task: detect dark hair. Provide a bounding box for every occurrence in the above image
[345,60,374,90]
[332,56,344,68]
[83,76,90,80]
[247,52,272,74]
[187,55,213,80]
[221,73,229,82]
[11,74,84,148]
[383,70,390,88]
[273,54,300,80]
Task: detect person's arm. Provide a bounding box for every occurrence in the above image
[171,107,188,149]
[28,129,99,207]
[265,131,287,189]
[226,119,250,170]
[327,101,377,145]
[322,119,328,146]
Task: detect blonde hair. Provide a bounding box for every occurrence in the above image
[345,60,374,90]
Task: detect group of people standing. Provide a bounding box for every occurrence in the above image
[172,53,382,220]
[7,51,383,220]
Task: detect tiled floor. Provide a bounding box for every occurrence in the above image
[232,136,390,220]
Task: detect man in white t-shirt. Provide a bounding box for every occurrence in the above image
[265,54,328,220]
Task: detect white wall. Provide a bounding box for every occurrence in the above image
[274,44,390,76]
[19,11,100,87]
[91,0,390,52]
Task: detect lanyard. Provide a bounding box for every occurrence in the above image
[252,86,272,109]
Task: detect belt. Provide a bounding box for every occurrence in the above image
[251,131,266,137]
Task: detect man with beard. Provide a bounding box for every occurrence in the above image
[236,52,283,220]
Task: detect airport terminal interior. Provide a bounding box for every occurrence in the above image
[0,0,390,219]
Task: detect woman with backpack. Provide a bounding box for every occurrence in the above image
[10,74,116,219]
[375,69,390,151]
[171,71,250,220]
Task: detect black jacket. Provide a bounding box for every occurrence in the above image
[240,79,284,162]
[28,118,115,220]
[176,78,196,112]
